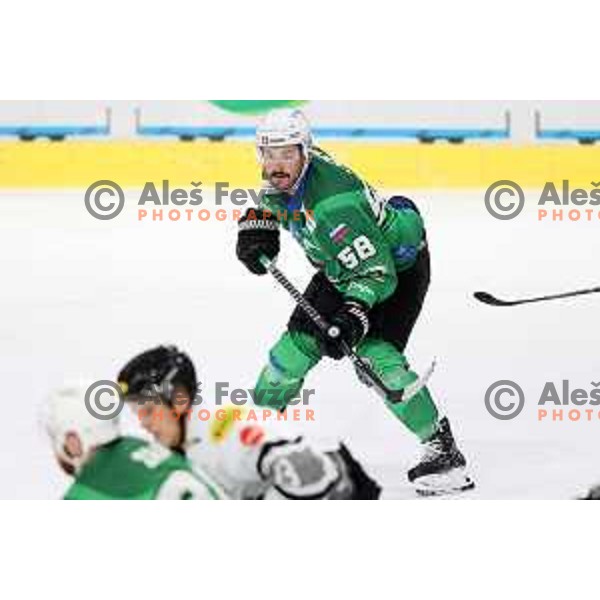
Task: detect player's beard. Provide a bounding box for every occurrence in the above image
[263,167,293,192]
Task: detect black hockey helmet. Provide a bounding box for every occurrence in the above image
[117,345,197,403]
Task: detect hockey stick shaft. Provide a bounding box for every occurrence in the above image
[474,285,600,307]
[259,257,404,403]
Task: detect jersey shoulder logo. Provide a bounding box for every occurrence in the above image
[329,223,351,245]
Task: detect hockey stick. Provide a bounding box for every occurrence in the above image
[474,285,600,307]
[259,256,431,403]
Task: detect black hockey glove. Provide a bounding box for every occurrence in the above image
[236,208,280,275]
[320,300,370,360]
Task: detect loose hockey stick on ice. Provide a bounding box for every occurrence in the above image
[260,257,434,403]
[474,285,600,307]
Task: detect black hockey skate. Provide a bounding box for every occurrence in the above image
[407,417,475,497]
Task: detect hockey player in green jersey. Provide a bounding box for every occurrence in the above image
[236,108,474,496]
[44,381,225,500]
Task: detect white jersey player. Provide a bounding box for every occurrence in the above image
[117,345,382,499]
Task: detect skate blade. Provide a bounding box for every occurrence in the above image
[412,469,475,497]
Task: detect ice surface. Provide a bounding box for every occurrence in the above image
[1,188,598,499]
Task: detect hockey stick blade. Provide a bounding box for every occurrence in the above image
[473,291,523,306]
[474,286,600,307]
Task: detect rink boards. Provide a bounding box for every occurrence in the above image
[0,141,599,188]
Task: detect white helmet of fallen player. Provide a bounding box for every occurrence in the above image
[45,380,121,474]
[256,108,313,160]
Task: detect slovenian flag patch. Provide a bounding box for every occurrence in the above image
[329,223,351,244]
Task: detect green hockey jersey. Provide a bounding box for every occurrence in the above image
[64,436,224,500]
[260,148,426,308]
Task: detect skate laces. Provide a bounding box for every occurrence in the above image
[421,436,444,461]
[421,419,453,461]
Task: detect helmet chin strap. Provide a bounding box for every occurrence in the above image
[160,366,178,401]
[287,153,310,195]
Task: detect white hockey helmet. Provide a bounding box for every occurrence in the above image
[256,108,313,159]
[44,380,122,473]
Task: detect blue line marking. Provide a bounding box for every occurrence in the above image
[0,125,110,137]
[536,129,600,140]
[137,125,509,140]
